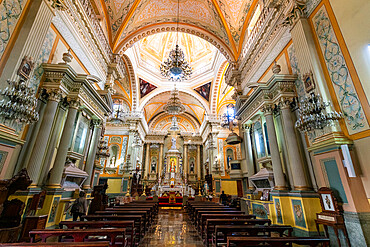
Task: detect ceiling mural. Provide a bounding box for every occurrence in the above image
[93,0,260,59]
[194,82,212,101]
[139,78,157,98]
[138,32,216,76]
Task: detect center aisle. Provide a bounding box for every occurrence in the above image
[139,208,204,247]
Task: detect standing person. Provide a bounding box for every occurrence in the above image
[71,191,88,221]
[220,191,227,205]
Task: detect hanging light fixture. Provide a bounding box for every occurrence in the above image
[295,92,342,132]
[0,78,39,125]
[163,86,185,115]
[159,0,192,82]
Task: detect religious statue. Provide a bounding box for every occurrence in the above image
[170,158,176,172]
[151,159,156,173]
[171,137,177,150]
[190,161,195,173]
[227,155,232,169]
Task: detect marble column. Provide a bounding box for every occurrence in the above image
[158,144,164,176]
[280,100,310,190]
[263,105,288,190]
[144,143,150,179]
[244,125,255,175]
[83,120,102,189]
[26,90,61,186]
[184,144,188,177]
[47,100,80,188]
[197,145,201,180]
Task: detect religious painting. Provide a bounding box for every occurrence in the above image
[291,199,307,228]
[139,78,157,98]
[48,197,60,223]
[17,56,34,80]
[274,198,283,224]
[317,187,342,213]
[194,81,211,101]
[303,71,315,93]
[64,201,73,220]
[321,193,335,211]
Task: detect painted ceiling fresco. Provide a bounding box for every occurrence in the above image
[138,32,216,75]
[94,0,258,58]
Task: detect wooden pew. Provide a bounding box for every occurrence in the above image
[226,236,330,247]
[29,228,126,247]
[203,217,258,244]
[214,225,293,247]
[105,208,153,224]
[124,202,158,214]
[59,221,135,247]
[82,215,143,243]
[0,243,110,247]
[95,211,148,233]
[189,206,231,220]
[196,211,243,231]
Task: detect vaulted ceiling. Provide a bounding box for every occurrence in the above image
[92,0,260,61]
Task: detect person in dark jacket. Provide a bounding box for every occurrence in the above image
[71,191,88,221]
[220,191,227,205]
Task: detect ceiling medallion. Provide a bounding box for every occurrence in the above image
[159,0,192,82]
[163,87,185,115]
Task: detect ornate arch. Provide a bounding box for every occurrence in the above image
[139,88,210,116]
[121,54,138,111]
[150,112,200,132]
[210,60,229,115]
[114,23,236,62]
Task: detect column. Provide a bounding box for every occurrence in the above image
[83,120,102,189]
[26,89,61,186]
[183,144,188,176]
[197,145,201,180]
[280,100,310,190]
[47,99,80,188]
[0,0,55,83]
[158,144,163,175]
[144,143,150,179]
[244,125,255,175]
[263,105,288,190]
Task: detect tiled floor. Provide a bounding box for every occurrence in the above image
[139,208,204,247]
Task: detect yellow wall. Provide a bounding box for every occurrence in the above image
[106,179,122,194]
[221,180,237,195]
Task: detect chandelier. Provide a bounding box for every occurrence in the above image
[295,92,342,132]
[163,87,185,115]
[159,0,192,82]
[0,78,39,124]
[96,139,110,159]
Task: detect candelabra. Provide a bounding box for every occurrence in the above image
[96,139,110,159]
[0,78,39,124]
[295,93,342,132]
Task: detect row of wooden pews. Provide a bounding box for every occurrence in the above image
[186,201,330,247]
[5,200,158,247]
